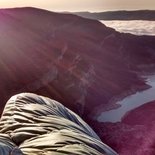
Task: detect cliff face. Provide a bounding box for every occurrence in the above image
[0,7,155,154]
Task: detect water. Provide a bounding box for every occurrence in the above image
[100,20,155,36]
[98,20,155,122]
[98,75,155,122]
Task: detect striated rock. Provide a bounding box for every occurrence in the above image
[0,93,118,155]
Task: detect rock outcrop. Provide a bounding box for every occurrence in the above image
[0,93,118,155]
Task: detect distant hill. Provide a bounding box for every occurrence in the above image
[74,10,155,20]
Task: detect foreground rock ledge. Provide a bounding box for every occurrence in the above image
[0,93,118,155]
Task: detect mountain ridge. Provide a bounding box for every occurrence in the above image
[74,10,155,21]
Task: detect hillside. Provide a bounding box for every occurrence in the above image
[93,100,155,155]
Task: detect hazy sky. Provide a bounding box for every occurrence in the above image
[0,0,155,12]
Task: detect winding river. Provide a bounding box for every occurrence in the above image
[98,75,155,122]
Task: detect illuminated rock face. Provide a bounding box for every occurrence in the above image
[0,7,155,154]
[0,93,118,155]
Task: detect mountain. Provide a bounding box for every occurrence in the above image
[74,10,155,20]
[0,7,155,154]
[93,100,155,155]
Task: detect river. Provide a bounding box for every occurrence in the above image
[97,20,155,122]
[98,74,155,122]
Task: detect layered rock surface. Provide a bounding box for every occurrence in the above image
[0,93,118,155]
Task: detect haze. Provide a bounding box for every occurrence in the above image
[0,0,155,12]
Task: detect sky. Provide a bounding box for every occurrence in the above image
[0,0,155,12]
